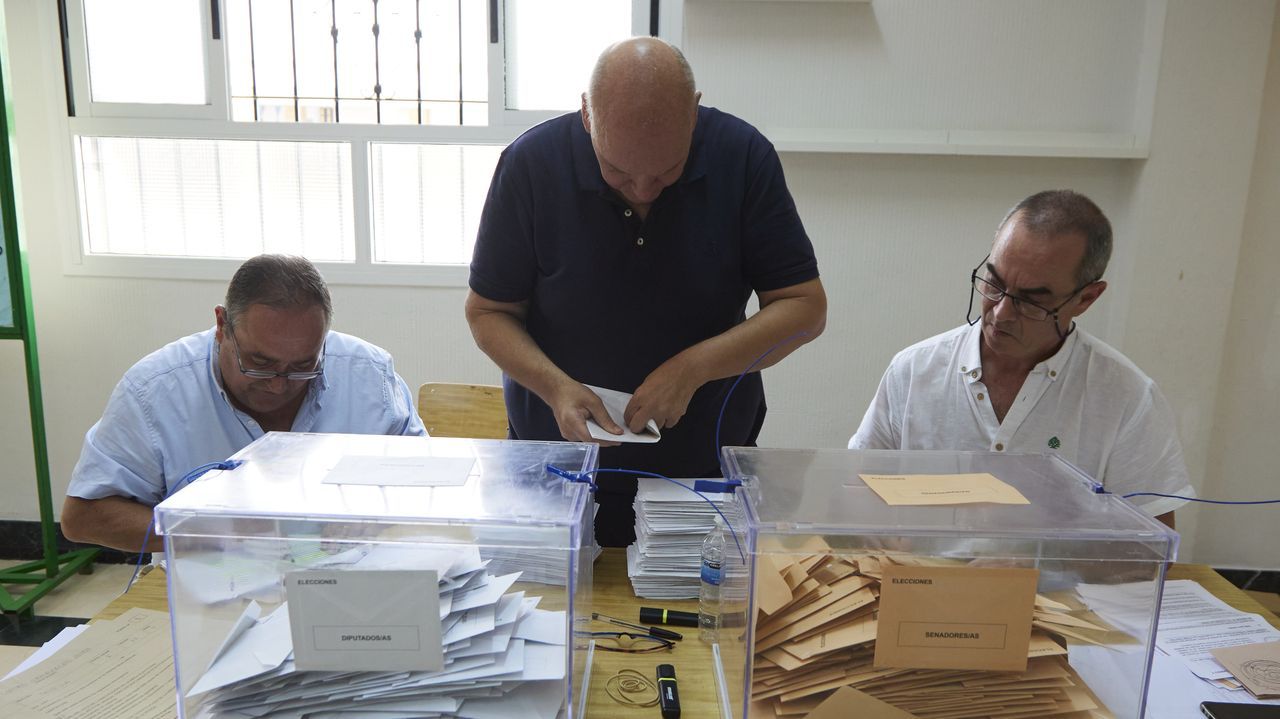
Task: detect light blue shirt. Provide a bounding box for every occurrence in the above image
[68,328,426,504]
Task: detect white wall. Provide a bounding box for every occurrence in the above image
[1,0,1277,565]
[1196,7,1280,569]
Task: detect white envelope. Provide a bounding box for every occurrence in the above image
[583,384,662,443]
[285,569,443,673]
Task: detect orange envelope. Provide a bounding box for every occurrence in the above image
[874,564,1038,672]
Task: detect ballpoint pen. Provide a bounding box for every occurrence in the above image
[591,612,683,641]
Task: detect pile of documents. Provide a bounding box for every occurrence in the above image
[0,607,177,718]
[1079,580,1280,697]
[626,478,731,599]
[187,545,570,719]
[749,548,1119,719]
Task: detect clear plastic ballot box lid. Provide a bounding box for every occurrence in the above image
[717,448,1179,719]
[155,432,598,719]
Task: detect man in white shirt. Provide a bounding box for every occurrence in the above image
[849,190,1192,526]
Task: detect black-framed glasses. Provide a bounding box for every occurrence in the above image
[967,255,1095,337]
[574,631,675,653]
[225,324,325,381]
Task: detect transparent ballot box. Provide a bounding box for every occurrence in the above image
[721,448,1178,719]
[154,432,597,719]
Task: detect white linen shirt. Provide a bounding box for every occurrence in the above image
[69,328,426,504]
[849,323,1193,517]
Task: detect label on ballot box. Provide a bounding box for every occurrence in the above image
[874,565,1038,672]
[286,569,443,672]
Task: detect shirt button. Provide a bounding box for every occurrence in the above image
[960,366,967,373]
[969,370,978,378]
[636,237,645,246]
[624,209,633,217]
[995,443,1004,451]
[977,393,985,401]
[1050,370,1057,377]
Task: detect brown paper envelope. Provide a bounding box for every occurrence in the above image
[788,613,879,660]
[784,563,810,591]
[766,578,827,621]
[759,575,877,639]
[805,686,921,719]
[759,554,797,616]
[1035,594,1073,612]
[757,587,878,652]
[749,698,782,719]
[1210,639,1280,698]
[859,472,1031,506]
[1032,610,1109,632]
[783,603,878,650]
[874,565,1038,672]
[800,554,830,573]
[1030,620,1111,647]
[1026,631,1069,657]
[813,560,858,585]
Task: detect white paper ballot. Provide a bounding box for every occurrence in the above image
[583,384,661,443]
[285,569,443,672]
[189,603,293,697]
[323,455,477,487]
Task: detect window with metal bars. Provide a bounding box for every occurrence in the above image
[225,0,489,126]
[59,0,663,280]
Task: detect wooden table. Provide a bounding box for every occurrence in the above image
[95,557,1280,717]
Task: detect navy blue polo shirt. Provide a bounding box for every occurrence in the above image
[470,106,818,490]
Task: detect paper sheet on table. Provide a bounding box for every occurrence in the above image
[1156,581,1280,680]
[322,455,476,486]
[2,625,88,680]
[583,384,661,443]
[1070,643,1280,719]
[0,608,175,719]
[858,472,1030,506]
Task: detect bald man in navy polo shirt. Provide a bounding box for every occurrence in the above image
[466,37,827,546]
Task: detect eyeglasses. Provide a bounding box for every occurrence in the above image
[967,255,1095,335]
[226,326,325,381]
[574,631,675,653]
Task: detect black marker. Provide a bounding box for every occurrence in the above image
[656,664,680,719]
[640,606,699,628]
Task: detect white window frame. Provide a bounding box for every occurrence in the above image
[60,0,681,287]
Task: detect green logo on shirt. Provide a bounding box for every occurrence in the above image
[1048,436,1061,450]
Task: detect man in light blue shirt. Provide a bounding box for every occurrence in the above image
[62,255,426,552]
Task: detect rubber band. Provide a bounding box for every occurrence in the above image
[605,668,659,707]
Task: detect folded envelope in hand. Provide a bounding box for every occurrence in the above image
[584,384,661,443]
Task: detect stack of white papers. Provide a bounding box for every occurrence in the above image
[626,478,730,599]
[187,547,569,719]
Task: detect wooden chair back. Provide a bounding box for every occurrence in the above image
[417,383,508,439]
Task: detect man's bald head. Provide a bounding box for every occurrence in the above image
[585,37,698,145]
[580,38,701,209]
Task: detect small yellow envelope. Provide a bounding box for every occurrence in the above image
[859,472,1030,506]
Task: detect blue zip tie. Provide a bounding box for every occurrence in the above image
[126,459,245,592]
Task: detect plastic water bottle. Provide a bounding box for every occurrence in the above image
[699,515,726,642]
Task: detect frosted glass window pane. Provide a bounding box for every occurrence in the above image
[505,0,630,111]
[370,143,503,264]
[83,0,207,105]
[78,137,354,261]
